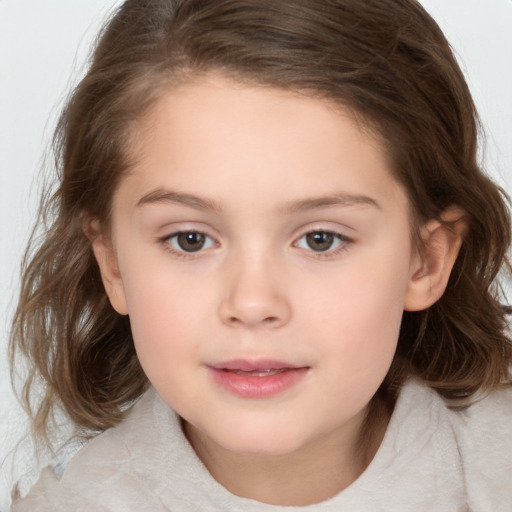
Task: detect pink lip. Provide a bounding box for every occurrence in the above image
[208,359,309,398]
[211,359,301,372]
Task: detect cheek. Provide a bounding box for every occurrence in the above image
[122,271,205,381]
[305,242,411,372]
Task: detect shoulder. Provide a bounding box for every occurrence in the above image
[12,389,172,512]
[447,385,512,512]
[449,384,512,460]
[370,379,512,510]
[397,379,512,447]
[10,467,57,512]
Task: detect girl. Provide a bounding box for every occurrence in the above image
[9,0,512,510]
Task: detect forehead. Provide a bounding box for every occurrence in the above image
[115,74,408,217]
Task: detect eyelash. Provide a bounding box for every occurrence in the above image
[158,230,217,260]
[158,229,353,260]
[294,230,352,259]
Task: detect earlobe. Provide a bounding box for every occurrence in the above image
[89,229,129,316]
[404,206,467,312]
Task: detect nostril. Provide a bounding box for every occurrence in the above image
[226,315,280,326]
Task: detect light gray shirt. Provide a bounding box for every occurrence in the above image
[12,380,512,511]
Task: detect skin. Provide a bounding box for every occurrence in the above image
[92,75,464,506]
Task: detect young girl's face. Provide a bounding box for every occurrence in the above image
[96,75,423,459]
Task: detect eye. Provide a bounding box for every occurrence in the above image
[295,231,347,252]
[166,231,216,253]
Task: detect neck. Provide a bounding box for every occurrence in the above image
[183,399,391,506]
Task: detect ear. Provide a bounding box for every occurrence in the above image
[86,221,129,316]
[404,206,467,312]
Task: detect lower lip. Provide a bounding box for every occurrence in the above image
[208,367,309,398]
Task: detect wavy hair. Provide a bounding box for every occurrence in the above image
[10,0,512,446]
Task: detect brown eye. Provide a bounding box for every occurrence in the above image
[177,232,205,252]
[167,231,215,253]
[295,231,348,253]
[305,231,335,252]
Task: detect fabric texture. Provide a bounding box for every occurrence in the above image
[11,380,512,511]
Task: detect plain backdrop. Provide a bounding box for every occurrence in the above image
[1,1,511,509]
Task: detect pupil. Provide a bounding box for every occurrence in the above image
[307,232,334,252]
[177,232,205,252]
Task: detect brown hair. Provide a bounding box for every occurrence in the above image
[10,0,512,446]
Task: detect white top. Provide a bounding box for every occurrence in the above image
[12,380,512,511]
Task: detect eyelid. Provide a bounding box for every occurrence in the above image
[294,231,345,248]
[169,231,216,251]
[292,227,354,258]
[158,228,219,259]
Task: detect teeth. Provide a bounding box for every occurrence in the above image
[230,368,287,377]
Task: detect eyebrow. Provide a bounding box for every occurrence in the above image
[136,189,222,212]
[136,188,380,213]
[281,193,381,213]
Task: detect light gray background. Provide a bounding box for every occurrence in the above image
[1,1,511,509]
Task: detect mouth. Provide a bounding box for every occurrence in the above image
[211,359,304,372]
[207,359,309,398]
[226,368,291,377]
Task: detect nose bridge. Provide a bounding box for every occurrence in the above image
[218,244,291,329]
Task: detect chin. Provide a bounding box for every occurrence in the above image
[212,424,309,457]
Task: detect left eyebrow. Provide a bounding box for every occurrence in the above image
[281,193,381,213]
[135,188,222,212]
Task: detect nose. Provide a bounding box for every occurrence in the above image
[218,255,292,329]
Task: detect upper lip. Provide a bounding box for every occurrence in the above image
[209,359,305,371]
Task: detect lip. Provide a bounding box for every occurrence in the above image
[208,359,309,398]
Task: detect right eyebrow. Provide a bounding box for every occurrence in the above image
[281,192,381,213]
[135,188,222,212]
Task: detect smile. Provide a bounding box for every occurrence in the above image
[208,360,309,398]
